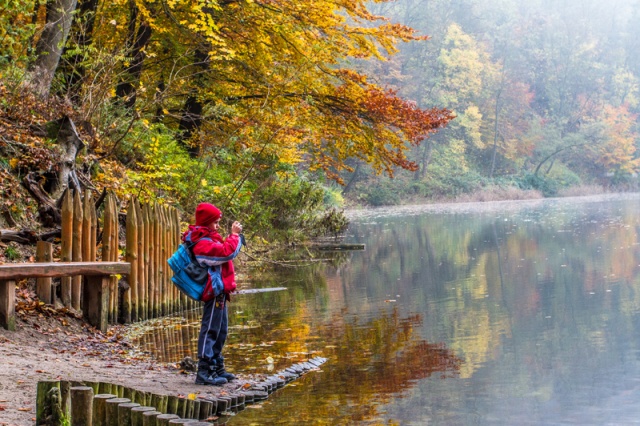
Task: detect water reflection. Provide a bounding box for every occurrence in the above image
[132,194,640,424]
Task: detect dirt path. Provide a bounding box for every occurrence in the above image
[0,312,253,426]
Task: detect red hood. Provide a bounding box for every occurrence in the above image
[182,225,223,243]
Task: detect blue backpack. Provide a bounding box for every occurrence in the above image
[167,239,222,301]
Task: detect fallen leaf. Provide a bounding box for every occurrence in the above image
[18,407,31,412]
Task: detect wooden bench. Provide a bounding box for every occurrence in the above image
[0,262,131,332]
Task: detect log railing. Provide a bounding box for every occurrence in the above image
[63,191,199,321]
[0,261,130,332]
[3,190,200,331]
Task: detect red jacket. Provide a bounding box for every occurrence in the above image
[182,225,241,301]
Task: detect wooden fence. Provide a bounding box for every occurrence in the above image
[35,356,328,425]
[37,190,197,327]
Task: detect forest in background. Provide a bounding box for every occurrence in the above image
[349,0,640,205]
[0,0,455,244]
[1,0,639,246]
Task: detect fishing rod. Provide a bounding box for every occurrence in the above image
[233,287,287,295]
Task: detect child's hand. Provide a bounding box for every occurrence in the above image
[231,221,243,235]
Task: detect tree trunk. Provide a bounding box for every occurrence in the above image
[418,140,434,179]
[31,0,78,97]
[52,117,86,200]
[177,50,209,157]
[115,0,152,109]
[178,96,204,157]
[20,116,85,227]
[61,0,100,103]
[489,96,501,179]
[342,162,361,194]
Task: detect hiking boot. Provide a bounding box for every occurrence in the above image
[214,356,236,382]
[195,367,228,386]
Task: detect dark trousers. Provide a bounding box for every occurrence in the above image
[197,294,228,365]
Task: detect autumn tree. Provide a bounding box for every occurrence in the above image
[596,104,639,177]
[71,0,453,184]
[30,0,78,97]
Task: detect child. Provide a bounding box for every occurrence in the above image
[182,202,243,385]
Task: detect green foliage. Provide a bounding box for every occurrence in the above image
[608,171,640,190]
[313,208,349,238]
[363,181,402,206]
[4,245,20,261]
[0,0,37,65]
[323,185,345,208]
[516,168,582,198]
[243,176,327,242]
[122,123,230,210]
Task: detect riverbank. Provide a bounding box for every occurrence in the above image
[0,304,259,426]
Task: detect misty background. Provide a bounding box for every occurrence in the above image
[343,0,640,205]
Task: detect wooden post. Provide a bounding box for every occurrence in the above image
[148,204,157,318]
[0,279,15,331]
[136,201,146,321]
[155,203,162,317]
[118,402,141,426]
[184,399,195,419]
[82,190,93,263]
[60,380,71,420]
[131,406,156,426]
[142,410,162,426]
[72,190,84,311]
[84,381,99,395]
[156,414,180,426]
[61,190,73,307]
[36,241,53,304]
[102,193,113,323]
[168,208,178,313]
[198,399,213,420]
[153,203,161,318]
[83,275,109,332]
[150,393,168,413]
[163,206,171,315]
[98,383,112,394]
[70,386,94,426]
[158,205,167,316]
[105,397,131,426]
[110,194,119,322]
[175,397,187,419]
[143,204,152,319]
[90,197,97,262]
[166,395,179,415]
[92,393,116,426]
[167,420,195,425]
[36,381,63,425]
[126,199,138,323]
[122,386,132,401]
[191,400,200,419]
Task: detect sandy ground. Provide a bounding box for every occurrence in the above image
[0,310,254,426]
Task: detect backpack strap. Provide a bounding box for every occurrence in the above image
[185,237,212,264]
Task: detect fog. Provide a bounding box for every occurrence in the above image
[345,0,640,202]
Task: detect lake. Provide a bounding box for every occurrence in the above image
[136,194,640,425]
